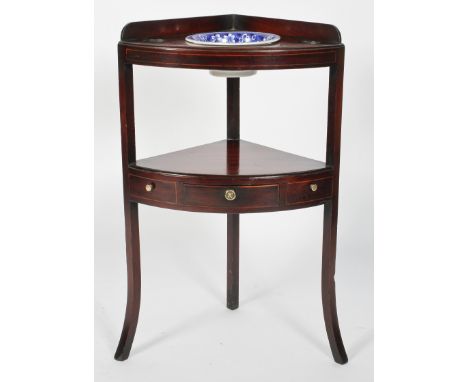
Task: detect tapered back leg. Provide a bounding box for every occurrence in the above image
[227,213,239,310]
[226,77,240,310]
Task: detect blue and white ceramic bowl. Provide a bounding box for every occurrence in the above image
[185,31,280,46]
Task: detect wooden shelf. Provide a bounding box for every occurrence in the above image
[132,140,327,177]
[127,140,332,214]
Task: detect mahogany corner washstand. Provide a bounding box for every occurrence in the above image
[115,15,347,364]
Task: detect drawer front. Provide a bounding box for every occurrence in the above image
[181,184,279,209]
[287,177,332,205]
[129,175,176,204]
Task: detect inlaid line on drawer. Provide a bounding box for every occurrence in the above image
[129,175,177,204]
[286,177,332,205]
[180,184,280,209]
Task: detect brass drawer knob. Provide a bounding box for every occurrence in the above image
[224,189,236,201]
[310,184,318,192]
[145,183,155,192]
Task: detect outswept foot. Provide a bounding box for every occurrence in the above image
[322,281,348,364]
[322,200,348,364]
[114,202,141,361]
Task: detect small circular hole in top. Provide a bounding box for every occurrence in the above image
[146,38,165,43]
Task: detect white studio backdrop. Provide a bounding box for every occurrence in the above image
[95,1,373,381]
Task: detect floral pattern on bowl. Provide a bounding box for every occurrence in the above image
[185,31,280,46]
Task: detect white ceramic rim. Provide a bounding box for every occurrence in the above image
[209,70,257,78]
[185,31,281,46]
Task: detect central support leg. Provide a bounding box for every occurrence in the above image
[227,77,239,139]
[227,214,239,309]
[226,77,240,310]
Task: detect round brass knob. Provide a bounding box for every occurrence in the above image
[224,189,236,201]
[145,183,154,192]
[310,184,318,192]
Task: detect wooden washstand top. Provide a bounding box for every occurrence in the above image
[119,14,344,70]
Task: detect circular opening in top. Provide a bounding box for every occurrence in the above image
[302,40,319,45]
[146,38,165,43]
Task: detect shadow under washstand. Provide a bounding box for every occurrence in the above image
[347,328,373,360]
[131,307,217,356]
[261,300,331,357]
[95,300,120,353]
